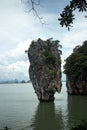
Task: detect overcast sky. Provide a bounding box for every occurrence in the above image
[0,0,87,81]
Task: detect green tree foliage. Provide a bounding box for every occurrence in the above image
[43,38,62,79]
[44,38,62,64]
[46,38,62,55]
[58,0,87,30]
[43,50,56,65]
[22,0,87,30]
[64,41,87,81]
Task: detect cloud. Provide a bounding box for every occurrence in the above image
[0,0,87,81]
[61,19,87,48]
[61,31,86,48]
[0,54,8,66]
[0,60,29,81]
[0,40,31,81]
[7,60,30,80]
[7,39,31,61]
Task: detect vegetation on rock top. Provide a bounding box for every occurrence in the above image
[64,41,87,83]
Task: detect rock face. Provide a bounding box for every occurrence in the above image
[66,75,87,95]
[28,38,62,102]
[64,41,87,95]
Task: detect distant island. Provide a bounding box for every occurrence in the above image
[0,73,66,85]
[0,79,31,84]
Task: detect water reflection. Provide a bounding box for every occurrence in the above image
[67,95,87,129]
[19,82,87,130]
[28,96,87,130]
[29,103,64,130]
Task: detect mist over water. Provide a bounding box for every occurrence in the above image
[0,82,87,130]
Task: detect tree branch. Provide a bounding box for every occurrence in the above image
[22,0,45,24]
[58,0,87,30]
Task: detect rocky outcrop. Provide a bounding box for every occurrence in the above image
[28,38,62,102]
[66,75,87,95]
[64,41,87,95]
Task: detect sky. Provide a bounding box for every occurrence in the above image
[0,0,87,81]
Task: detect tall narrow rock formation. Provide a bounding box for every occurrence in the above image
[28,38,62,102]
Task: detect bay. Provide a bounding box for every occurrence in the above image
[0,82,87,130]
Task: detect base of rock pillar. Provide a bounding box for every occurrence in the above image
[39,97,55,102]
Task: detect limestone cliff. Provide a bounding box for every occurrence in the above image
[28,38,62,102]
[66,75,87,95]
[64,41,87,95]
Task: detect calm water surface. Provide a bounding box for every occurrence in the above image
[0,82,87,130]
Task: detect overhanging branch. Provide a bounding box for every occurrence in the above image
[22,0,45,24]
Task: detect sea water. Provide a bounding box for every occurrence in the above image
[0,82,87,130]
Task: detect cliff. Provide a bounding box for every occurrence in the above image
[64,41,87,95]
[66,75,87,95]
[28,38,62,102]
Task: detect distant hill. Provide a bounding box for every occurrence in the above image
[0,79,31,84]
[0,74,65,84]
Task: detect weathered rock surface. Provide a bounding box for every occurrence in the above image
[28,38,62,102]
[66,75,87,95]
[64,41,87,95]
